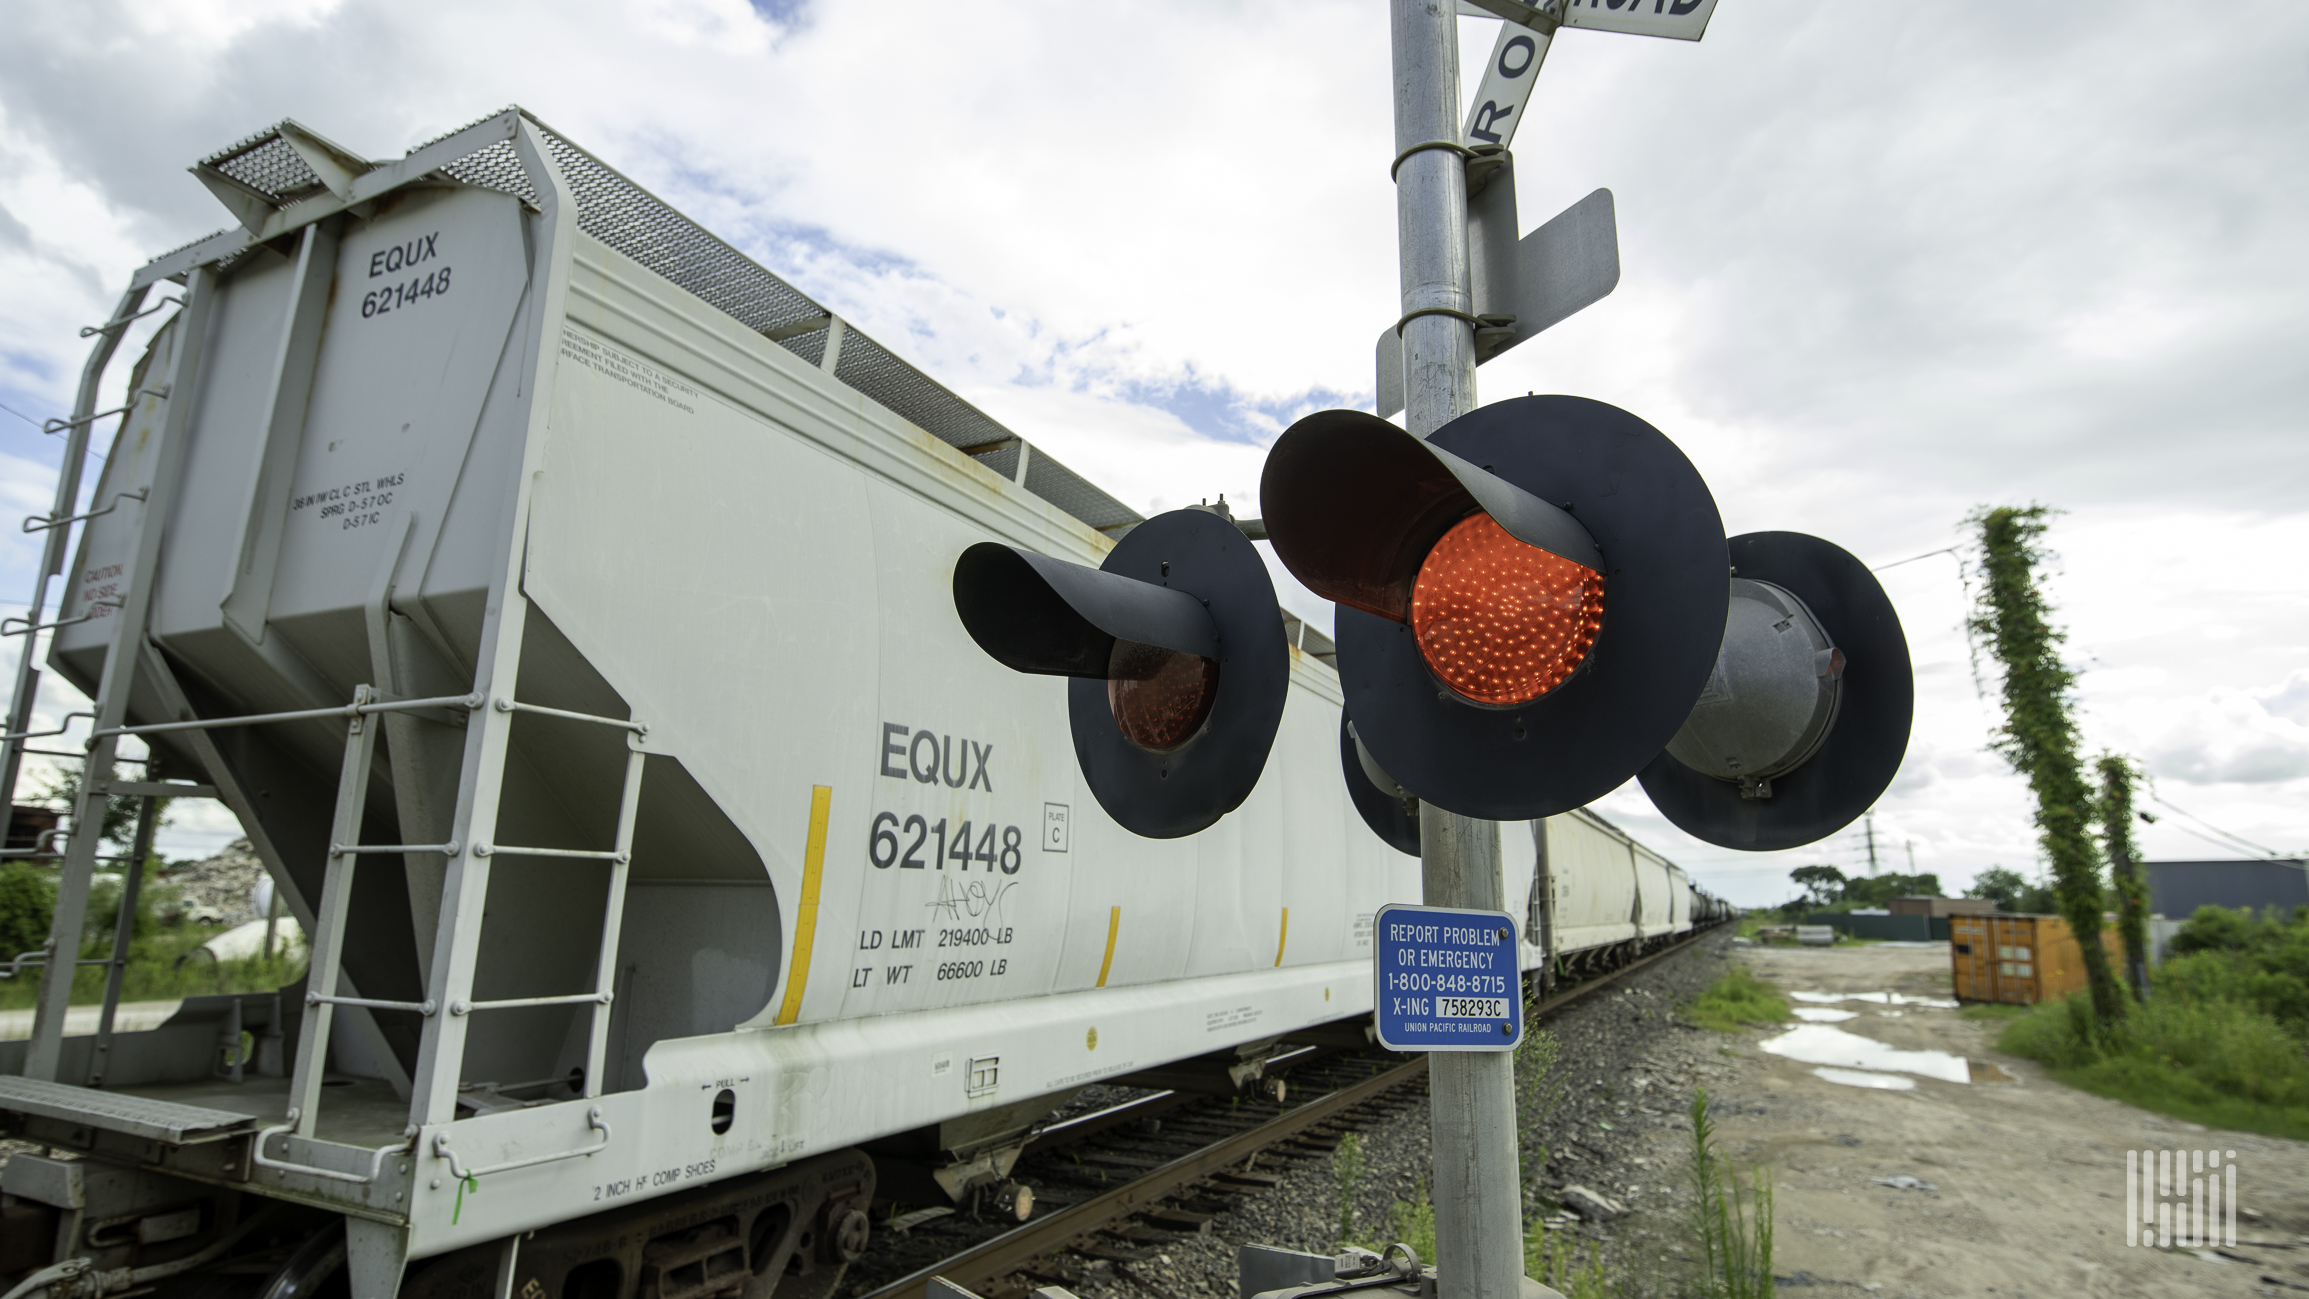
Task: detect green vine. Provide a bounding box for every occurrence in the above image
[1966,505,2126,1028]
[2096,754,2151,1002]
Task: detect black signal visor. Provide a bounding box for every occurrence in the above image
[1259,409,1602,623]
[953,543,1219,678]
[951,509,1289,839]
[1264,396,1727,822]
[1638,531,1913,852]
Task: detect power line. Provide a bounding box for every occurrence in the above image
[2163,823,2279,861]
[1872,545,1960,573]
[0,401,48,429]
[2145,783,2290,860]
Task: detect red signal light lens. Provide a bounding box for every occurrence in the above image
[1411,512,1606,707]
[1108,641,1221,752]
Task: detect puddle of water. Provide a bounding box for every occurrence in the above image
[1792,1007,1859,1022]
[1762,1024,1971,1083]
[1814,1066,1916,1091]
[1790,990,1958,1009]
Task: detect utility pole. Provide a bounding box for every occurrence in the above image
[1864,813,1879,876]
[1391,2,1522,1295]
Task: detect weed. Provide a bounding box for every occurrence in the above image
[1524,1219,1612,1298]
[1683,967,1790,1032]
[1958,1003,2027,1020]
[1350,1182,1438,1264]
[1687,1088,1773,1299]
[1332,1132,1365,1245]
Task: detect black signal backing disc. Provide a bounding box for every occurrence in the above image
[1638,531,1912,851]
[1337,395,1727,821]
[1340,711,1420,856]
[1069,508,1289,838]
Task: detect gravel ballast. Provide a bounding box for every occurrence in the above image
[980,929,1738,1299]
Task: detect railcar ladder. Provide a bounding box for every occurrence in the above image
[7,116,630,1176]
[251,682,646,1182]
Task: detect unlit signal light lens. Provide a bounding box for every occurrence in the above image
[1108,641,1220,752]
[1411,513,1605,706]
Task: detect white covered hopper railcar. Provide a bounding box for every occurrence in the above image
[0,111,1722,1299]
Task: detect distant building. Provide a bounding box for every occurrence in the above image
[6,804,59,855]
[2146,859,2308,919]
[1890,895,2001,919]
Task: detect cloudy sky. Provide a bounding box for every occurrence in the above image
[1,0,2302,904]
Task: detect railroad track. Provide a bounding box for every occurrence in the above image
[847,926,1728,1299]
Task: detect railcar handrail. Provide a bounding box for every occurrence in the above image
[431,1105,612,1181]
[90,692,483,740]
[248,1123,407,1186]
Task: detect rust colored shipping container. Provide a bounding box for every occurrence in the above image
[1949,913,2123,1004]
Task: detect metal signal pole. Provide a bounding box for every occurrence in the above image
[1392,2,1524,1295]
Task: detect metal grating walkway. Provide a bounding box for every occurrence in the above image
[0,1074,257,1144]
[153,111,1142,534]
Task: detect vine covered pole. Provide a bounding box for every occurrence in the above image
[1967,505,2127,1028]
[2097,754,2151,1002]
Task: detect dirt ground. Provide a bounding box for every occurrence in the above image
[1656,940,2309,1297]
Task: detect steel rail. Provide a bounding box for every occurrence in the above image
[860,1054,1428,1299]
[860,922,1729,1299]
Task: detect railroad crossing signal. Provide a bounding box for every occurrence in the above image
[1638,530,1914,850]
[1260,395,1728,823]
[1263,407,1914,845]
[952,507,1287,838]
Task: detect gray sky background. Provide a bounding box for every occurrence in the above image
[0,0,2301,903]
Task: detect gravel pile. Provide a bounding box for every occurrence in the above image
[157,838,265,925]
[985,930,1737,1299]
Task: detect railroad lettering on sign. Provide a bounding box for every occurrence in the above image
[1373,903,1523,1052]
[1464,20,1552,149]
[1556,0,1720,42]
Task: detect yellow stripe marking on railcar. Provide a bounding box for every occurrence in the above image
[774,785,833,1026]
[1275,908,1290,967]
[1096,906,1121,987]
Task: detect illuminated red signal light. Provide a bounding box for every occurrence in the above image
[1411,513,1605,706]
[1108,642,1221,752]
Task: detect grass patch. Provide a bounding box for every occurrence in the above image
[1959,1002,2028,1021]
[1526,1220,1613,1298]
[1993,906,2309,1140]
[0,925,303,1010]
[1683,966,1790,1032]
[1998,991,2309,1140]
[0,858,304,1012]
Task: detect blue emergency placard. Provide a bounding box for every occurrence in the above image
[1372,903,1523,1052]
